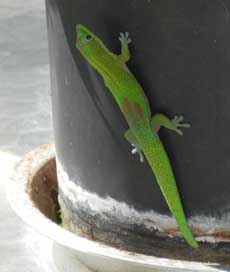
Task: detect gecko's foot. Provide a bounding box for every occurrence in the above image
[119,32,132,45]
[171,115,191,136]
[131,144,145,163]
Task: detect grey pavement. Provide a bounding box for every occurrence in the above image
[0,0,57,271]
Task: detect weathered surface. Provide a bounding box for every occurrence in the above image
[27,156,230,265]
[58,192,230,265]
[27,158,59,223]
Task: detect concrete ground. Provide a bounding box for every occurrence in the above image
[0,0,56,271]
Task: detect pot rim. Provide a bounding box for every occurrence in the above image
[6,144,226,272]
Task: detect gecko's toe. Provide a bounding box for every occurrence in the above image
[120,32,124,38]
[172,115,183,123]
[119,32,132,44]
[179,123,191,128]
[139,153,145,163]
[172,115,191,133]
[177,115,184,122]
[130,145,144,162]
[176,128,183,136]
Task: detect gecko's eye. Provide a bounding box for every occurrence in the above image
[84,34,92,41]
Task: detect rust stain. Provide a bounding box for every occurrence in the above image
[164,226,230,241]
[89,224,94,240]
[207,231,230,240]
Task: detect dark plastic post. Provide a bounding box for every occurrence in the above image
[46,0,230,261]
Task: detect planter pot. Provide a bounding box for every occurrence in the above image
[46,0,230,257]
[6,145,230,271]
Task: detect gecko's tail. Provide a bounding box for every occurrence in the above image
[140,131,198,248]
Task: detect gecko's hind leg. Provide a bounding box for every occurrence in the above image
[124,129,144,163]
[151,113,191,135]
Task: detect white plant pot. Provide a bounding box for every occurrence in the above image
[6,144,230,272]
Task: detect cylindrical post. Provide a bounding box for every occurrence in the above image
[46,0,230,256]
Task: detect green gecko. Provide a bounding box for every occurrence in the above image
[75,24,198,248]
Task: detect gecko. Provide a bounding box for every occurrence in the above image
[75,24,198,248]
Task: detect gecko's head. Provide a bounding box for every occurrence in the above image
[76,24,103,59]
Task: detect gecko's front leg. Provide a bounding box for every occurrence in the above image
[117,32,132,63]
